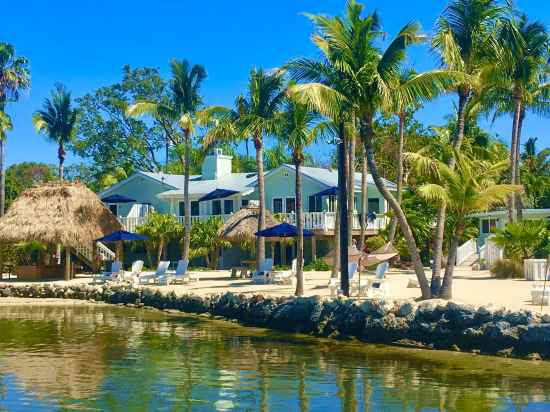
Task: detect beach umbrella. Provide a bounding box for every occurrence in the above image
[312,186,337,197]
[255,222,314,238]
[101,194,136,203]
[198,188,239,202]
[95,230,149,261]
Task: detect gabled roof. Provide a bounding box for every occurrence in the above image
[469,208,550,219]
[157,172,258,199]
[263,164,396,191]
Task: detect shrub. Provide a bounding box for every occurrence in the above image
[304,258,330,271]
[365,235,386,252]
[490,259,523,279]
[492,220,549,262]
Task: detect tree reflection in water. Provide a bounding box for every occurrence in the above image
[0,305,549,411]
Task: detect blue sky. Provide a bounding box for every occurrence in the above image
[3,0,548,168]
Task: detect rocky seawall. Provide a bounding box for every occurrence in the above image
[1,283,549,360]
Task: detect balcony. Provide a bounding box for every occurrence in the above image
[118,212,388,234]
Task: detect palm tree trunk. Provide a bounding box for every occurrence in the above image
[58,142,65,181]
[432,91,469,294]
[388,113,405,243]
[359,145,368,251]
[294,158,304,296]
[363,113,431,299]
[181,130,192,263]
[0,138,5,216]
[338,122,350,296]
[157,239,164,265]
[508,91,522,223]
[331,197,340,279]
[255,136,266,271]
[516,109,525,221]
[440,221,464,299]
[347,118,356,246]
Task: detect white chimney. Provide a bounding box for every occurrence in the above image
[201,148,233,180]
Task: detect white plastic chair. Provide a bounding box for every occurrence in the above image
[364,262,391,298]
[327,262,358,296]
[272,258,299,285]
[97,260,122,283]
[136,261,170,285]
[252,258,273,284]
[160,260,198,285]
[122,260,143,282]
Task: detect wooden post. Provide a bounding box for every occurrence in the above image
[281,241,286,266]
[65,247,71,281]
[311,236,317,261]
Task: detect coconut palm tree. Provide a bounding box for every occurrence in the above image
[0,42,30,215]
[521,138,550,209]
[430,0,502,292]
[203,68,286,270]
[407,151,520,298]
[484,13,550,221]
[279,97,327,296]
[33,84,78,181]
[127,59,207,264]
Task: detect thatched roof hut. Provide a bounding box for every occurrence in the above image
[0,182,122,248]
[218,206,279,244]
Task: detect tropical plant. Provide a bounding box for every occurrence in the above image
[490,259,524,279]
[279,97,327,296]
[430,0,502,292]
[189,217,230,268]
[521,138,550,208]
[492,220,549,263]
[5,162,56,209]
[136,212,183,264]
[483,12,550,221]
[203,68,286,270]
[33,84,78,180]
[408,151,520,298]
[127,59,208,265]
[0,42,30,215]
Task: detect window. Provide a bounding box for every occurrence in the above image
[308,196,322,212]
[273,198,283,213]
[368,198,380,214]
[191,201,200,216]
[327,196,336,212]
[286,197,296,213]
[212,200,222,215]
[179,201,199,216]
[481,219,497,234]
[241,199,249,208]
[224,199,234,214]
[108,204,118,216]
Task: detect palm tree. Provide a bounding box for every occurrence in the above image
[0,42,30,215]
[430,0,502,292]
[521,137,550,208]
[279,97,326,296]
[33,84,78,180]
[408,151,520,298]
[127,59,207,264]
[485,13,550,221]
[203,68,286,270]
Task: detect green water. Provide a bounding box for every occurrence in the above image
[0,305,549,411]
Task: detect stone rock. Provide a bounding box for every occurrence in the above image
[397,301,418,318]
[445,302,476,328]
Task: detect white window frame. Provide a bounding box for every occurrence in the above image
[272,196,297,213]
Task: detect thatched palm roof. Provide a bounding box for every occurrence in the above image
[218,206,279,243]
[0,182,122,247]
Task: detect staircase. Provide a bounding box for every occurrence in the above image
[74,241,116,270]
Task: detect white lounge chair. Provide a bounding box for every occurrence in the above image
[96,260,122,283]
[272,258,299,285]
[252,258,273,284]
[122,260,144,282]
[159,260,199,285]
[328,262,358,297]
[364,262,390,298]
[135,261,170,285]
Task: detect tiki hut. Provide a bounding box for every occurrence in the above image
[0,182,122,280]
[218,206,279,245]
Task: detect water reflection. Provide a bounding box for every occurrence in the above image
[0,305,549,411]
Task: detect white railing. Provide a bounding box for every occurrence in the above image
[480,237,504,268]
[456,239,477,266]
[524,259,549,281]
[74,241,115,263]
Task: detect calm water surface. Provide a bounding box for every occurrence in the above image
[0,305,549,411]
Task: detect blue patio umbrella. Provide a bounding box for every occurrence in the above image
[312,186,338,197]
[101,194,136,203]
[95,230,149,242]
[255,222,314,238]
[198,188,240,202]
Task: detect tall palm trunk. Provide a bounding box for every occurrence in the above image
[508,89,522,223]
[181,130,192,263]
[440,219,465,299]
[363,113,431,299]
[254,136,266,270]
[338,122,349,296]
[432,91,469,294]
[388,112,406,243]
[515,109,525,221]
[294,157,304,296]
[347,118,356,246]
[359,145,368,251]
[0,138,4,216]
[58,142,65,181]
[331,198,340,279]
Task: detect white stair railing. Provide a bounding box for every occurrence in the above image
[480,236,503,267]
[456,239,477,266]
[74,241,115,263]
